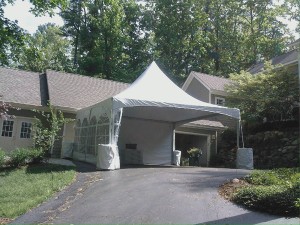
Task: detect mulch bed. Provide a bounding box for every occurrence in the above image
[218,178,251,200]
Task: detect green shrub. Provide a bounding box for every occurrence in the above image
[233,184,299,216]
[10,148,45,167]
[246,168,300,186]
[245,170,281,185]
[0,149,6,167]
[28,148,45,163]
[233,168,300,217]
[10,148,30,167]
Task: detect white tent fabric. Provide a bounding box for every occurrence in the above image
[113,62,240,122]
[74,62,240,168]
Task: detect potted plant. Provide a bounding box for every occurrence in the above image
[187,147,202,166]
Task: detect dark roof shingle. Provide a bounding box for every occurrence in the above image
[247,49,298,74]
[191,71,232,92]
[188,119,224,129]
[0,67,45,107]
[46,70,130,110]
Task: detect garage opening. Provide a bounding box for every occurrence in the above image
[175,133,209,167]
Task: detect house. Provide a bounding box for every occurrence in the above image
[0,67,129,157]
[247,38,299,75]
[0,64,239,167]
[182,71,237,130]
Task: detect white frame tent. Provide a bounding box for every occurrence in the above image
[73,62,240,169]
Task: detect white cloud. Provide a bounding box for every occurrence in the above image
[3,0,63,34]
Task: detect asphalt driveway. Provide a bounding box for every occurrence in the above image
[12,164,299,224]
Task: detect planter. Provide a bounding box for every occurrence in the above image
[189,157,200,166]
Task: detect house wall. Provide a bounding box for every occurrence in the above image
[185,78,210,102]
[0,108,76,157]
[0,109,37,152]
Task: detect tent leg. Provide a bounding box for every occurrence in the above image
[237,119,240,148]
[172,124,176,164]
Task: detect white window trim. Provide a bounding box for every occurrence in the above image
[1,119,14,138]
[20,121,32,139]
[215,97,225,106]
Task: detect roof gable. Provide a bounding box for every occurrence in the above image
[0,67,45,107]
[188,71,232,92]
[46,70,129,111]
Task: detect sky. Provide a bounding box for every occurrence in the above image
[4,0,299,38]
[4,0,63,34]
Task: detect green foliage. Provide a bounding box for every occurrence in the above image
[0,149,5,167]
[9,148,30,167]
[233,168,300,216]
[1,0,297,83]
[33,103,73,155]
[61,0,151,82]
[0,163,75,218]
[226,62,299,122]
[151,0,291,82]
[27,148,45,164]
[187,147,202,157]
[246,168,300,186]
[9,148,44,167]
[285,0,300,33]
[18,23,73,73]
[0,0,67,66]
[0,4,25,66]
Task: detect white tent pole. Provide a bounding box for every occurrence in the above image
[241,122,245,148]
[110,109,113,145]
[237,119,240,148]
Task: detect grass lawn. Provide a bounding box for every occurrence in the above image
[219,167,300,217]
[0,163,76,219]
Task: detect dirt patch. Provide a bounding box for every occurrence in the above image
[218,178,251,200]
[0,218,13,225]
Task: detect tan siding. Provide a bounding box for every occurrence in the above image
[185,78,210,103]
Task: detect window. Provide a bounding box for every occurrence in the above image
[87,117,97,155]
[96,115,110,145]
[79,118,89,153]
[73,119,81,153]
[20,122,32,138]
[215,97,225,106]
[1,120,14,137]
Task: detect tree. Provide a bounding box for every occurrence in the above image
[0,1,25,65]
[225,63,299,122]
[285,0,300,33]
[61,0,151,82]
[18,23,73,73]
[152,0,209,83]
[33,103,73,155]
[0,0,68,66]
[151,0,292,82]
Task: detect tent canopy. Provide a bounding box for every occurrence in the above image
[112,61,240,124]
